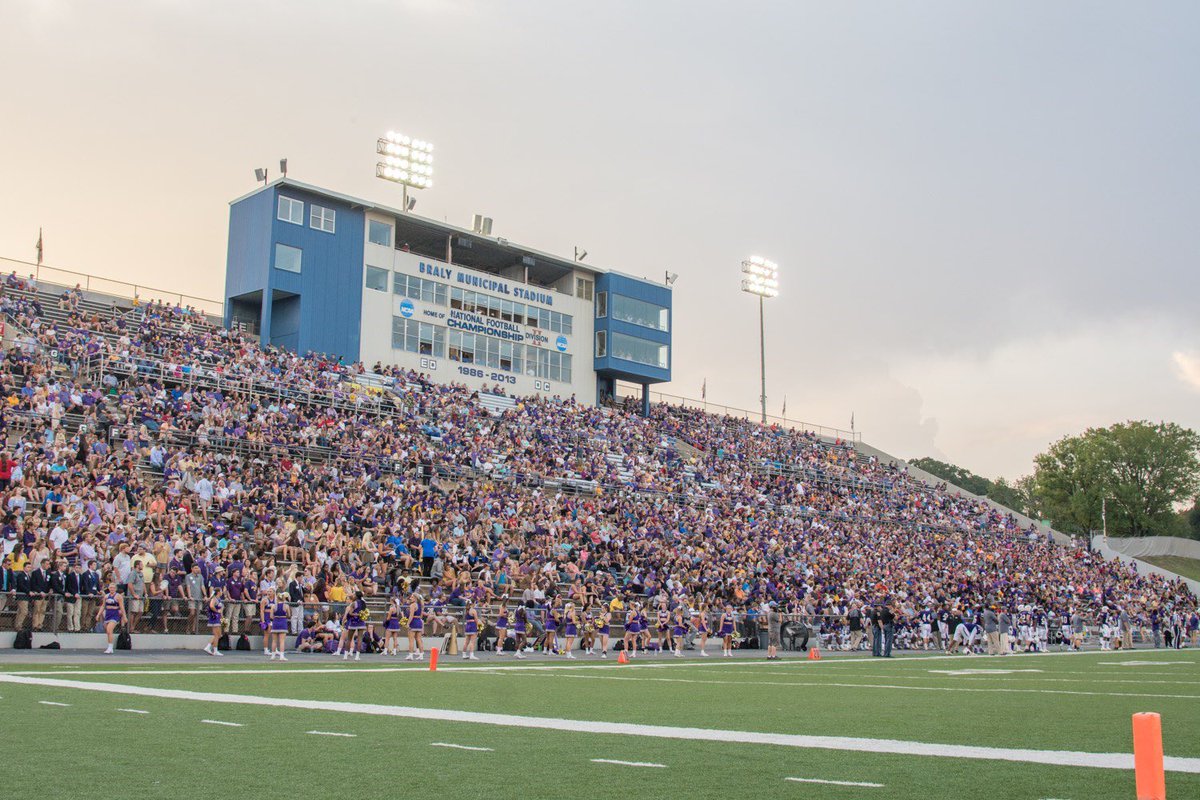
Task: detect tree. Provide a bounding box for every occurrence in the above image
[908,457,1029,515]
[1031,421,1200,537]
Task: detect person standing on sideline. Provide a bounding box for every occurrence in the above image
[766,603,782,660]
[203,593,224,656]
[880,601,896,658]
[96,581,126,654]
[870,602,883,657]
[998,607,1013,655]
[982,606,1000,656]
[847,602,864,652]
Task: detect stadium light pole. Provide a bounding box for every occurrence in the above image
[376,131,435,211]
[740,256,779,424]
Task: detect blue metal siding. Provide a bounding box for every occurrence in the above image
[594,273,672,384]
[267,189,366,362]
[224,188,274,322]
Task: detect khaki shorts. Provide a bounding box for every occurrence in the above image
[128,598,145,613]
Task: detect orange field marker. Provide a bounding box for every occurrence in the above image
[429,647,439,672]
[617,650,628,664]
[1133,712,1166,800]
[807,647,821,660]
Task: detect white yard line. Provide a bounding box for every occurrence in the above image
[116,708,150,714]
[307,730,356,737]
[1,673,1198,774]
[38,700,70,707]
[786,777,884,787]
[7,647,1173,679]
[483,668,1200,700]
[430,742,493,751]
[591,758,667,768]
[200,719,244,727]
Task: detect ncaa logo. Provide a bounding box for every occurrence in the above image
[555,335,568,352]
[399,299,415,318]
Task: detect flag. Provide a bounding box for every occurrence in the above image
[850,412,855,431]
[36,228,43,265]
[701,379,706,400]
[782,396,787,416]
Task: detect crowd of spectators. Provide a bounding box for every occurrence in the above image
[0,273,1195,654]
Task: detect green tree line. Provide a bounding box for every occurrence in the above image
[912,420,1200,540]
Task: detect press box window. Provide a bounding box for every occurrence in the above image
[274,243,302,274]
[277,196,304,225]
[368,220,392,247]
[611,294,669,332]
[575,277,594,301]
[595,292,607,318]
[611,332,668,369]
[310,204,336,234]
[365,266,389,292]
[595,330,607,358]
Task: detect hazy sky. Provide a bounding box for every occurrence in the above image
[3,1,1198,480]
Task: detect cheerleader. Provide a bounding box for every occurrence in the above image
[461,601,481,660]
[580,603,596,655]
[342,591,366,661]
[259,587,273,656]
[270,589,290,660]
[383,593,403,656]
[671,606,687,657]
[656,604,672,655]
[405,588,424,661]
[639,606,652,652]
[718,604,736,657]
[493,597,510,656]
[96,581,126,654]
[596,606,612,658]
[623,603,641,658]
[203,593,224,656]
[562,603,578,659]
[512,605,529,659]
[695,602,711,656]
[542,601,560,654]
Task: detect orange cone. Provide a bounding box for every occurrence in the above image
[807,647,821,660]
[617,650,628,664]
[429,647,439,672]
[1133,712,1166,800]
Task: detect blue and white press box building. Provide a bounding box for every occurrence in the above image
[224,179,672,408]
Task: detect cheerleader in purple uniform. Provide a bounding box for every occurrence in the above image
[580,603,596,655]
[562,603,579,659]
[512,606,529,659]
[405,590,424,661]
[270,590,290,661]
[597,607,612,658]
[204,594,225,656]
[342,591,366,661]
[623,603,641,658]
[671,607,687,658]
[258,588,273,656]
[638,607,652,652]
[493,597,509,656]
[383,594,403,656]
[542,601,560,655]
[461,601,481,660]
[96,581,126,654]
[695,602,711,657]
[718,604,736,657]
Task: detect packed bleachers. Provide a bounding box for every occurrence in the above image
[1,270,1196,654]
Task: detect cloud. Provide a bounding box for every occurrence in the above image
[1172,352,1200,392]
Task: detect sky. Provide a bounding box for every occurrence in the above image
[2,1,1198,480]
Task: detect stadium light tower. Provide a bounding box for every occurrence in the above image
[741,256,779,424]
[376,131,434,212]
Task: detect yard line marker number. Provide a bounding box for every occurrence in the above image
[431,742,494,751]
[786,777,884,787]
[38,701,70,707]
[117,708,150,714]
[201,719,244,727]
[307,731,356,738]
[592,758,667,768]
[4,674,1200,775]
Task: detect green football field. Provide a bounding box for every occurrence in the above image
[1,648,1198,799]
